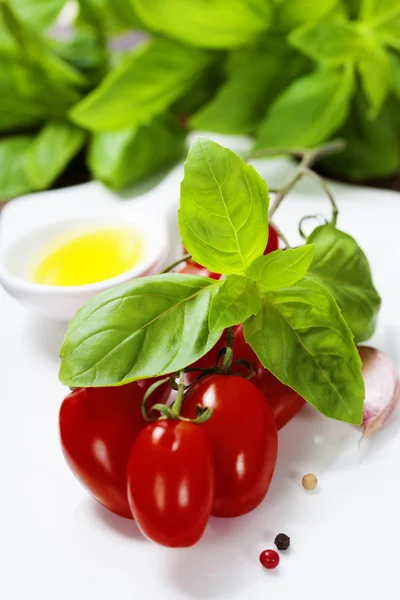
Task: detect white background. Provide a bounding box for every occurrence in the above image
[1,138,399,599]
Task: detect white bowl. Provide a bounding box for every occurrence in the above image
[0,192,170,321]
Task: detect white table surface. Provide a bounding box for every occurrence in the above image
[1,135,400,600]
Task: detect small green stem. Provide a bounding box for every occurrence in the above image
[301,168,338,226]
[268,139,346,219]
[171,369,186,417]
[220,327,235,373]
[270,220,292,248]
[160,254,191,274]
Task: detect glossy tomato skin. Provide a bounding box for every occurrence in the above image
[179,262,221,280]
[187,326,305,430]
[265,225,279,255]
[59,383,147,519]
[137,376,171,406]
[182,375,278,518]
[127,420,215,547]
[233,326,306,430]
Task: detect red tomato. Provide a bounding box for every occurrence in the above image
[137,376,171,406]
[59,383,147,519]
[127,420,215,547]
[182,375,278,518]
[233,326,306,430]
[179,262,220,280]
[187,326,305,430]
[265,225,279,255]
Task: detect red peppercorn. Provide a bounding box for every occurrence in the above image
[259,549,280,569]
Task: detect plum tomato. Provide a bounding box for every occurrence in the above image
[233,326,306,429]
[127,420,215,547]
[265,225,279,254]
[179,261,221,280]
[187,326,305,430]
[181,375,278,518]
[137,376,171,406]
[59,382,148,519]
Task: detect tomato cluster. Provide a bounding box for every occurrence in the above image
[59,225,305,547]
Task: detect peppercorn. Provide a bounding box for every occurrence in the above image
[259,549,279,569]
[302,473,318,490]
[274,533,290,551]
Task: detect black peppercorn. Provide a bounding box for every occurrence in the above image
[274,533,290,551]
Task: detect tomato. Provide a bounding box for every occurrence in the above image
[182,375,278,517]
[187,326,305,430]
[179,262,220,280]
[233,326,306,430]
[59,382,147,519]
[127,420,215,547]
[265,225,279,255]
[137,376,171,406]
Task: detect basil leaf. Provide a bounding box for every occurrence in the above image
[307,224,381,343]
[130,0,272,49]
[25,121,86,191]
[179,138,269,275]
[321,94,400,180]
[391,52,400,100]
[255,66,354,150]
[244,276,365,425]
[9,0,66,30]
[0,3,84,131]
[190,45,309,134]
[209,275,261,333]
[88,116,186,191]
[0,62,46,131]
[246,245,315,291]
[275,0,339,29]
[289,19,362,65]
[0,3,85,89]
[0,135,33,202]
[361,0,400,51]
[59,274,223,387]
[70,38,215,131]
[358,36,392,118]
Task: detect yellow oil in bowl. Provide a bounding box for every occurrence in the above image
[31,226,144,286]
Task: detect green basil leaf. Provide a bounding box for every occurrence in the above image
[246,245,315,291]
[361,0,400,51]
[70,38,214,131]
[0,135,33,202]
[209,275,261,333]
[321,94,400,180]
[274,0,339,29]
[190,45,309,134]
[8,0,66,30]
[390,52,400,100]
[0,3,84,130]
[25,121,86,190]
[358,35,392,118]
[59,274,223,387]
[307,224,381,342]
[255,66,354,150]
[289,19,363,65]
[0,62,46,131]
[244,276,365,424]
[179,138,269,275]
[88,116,186,191]
[0,3,85,89]
[130,0,272,49]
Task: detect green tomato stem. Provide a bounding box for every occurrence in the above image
[160,253,192,274]
[171,369,186,417]
[268,139,345,219]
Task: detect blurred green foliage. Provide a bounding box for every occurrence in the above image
[1,0,400,201]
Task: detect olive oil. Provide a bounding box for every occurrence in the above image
[31,226,144,286]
